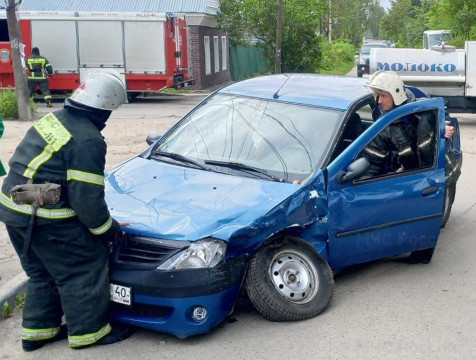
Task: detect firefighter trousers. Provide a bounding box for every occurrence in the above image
[27,78,52,102]
[7,220,111,345]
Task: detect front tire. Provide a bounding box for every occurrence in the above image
[245,238,334,321]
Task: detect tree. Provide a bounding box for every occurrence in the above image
[5,0,32,120]
[427,0,476,41]
[330,0,385,47]
[218,0,327,73]
[380,0,433,48]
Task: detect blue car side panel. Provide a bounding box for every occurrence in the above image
[225,170,329,257]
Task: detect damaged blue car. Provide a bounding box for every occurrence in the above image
[105,74,462,338]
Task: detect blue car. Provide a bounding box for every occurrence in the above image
[105,74,462,338]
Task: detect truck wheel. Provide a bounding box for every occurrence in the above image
[441,183,456,228]
[245,238,334,321]
[127,92,140,102]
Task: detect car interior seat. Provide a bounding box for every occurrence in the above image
[332,113,362,160]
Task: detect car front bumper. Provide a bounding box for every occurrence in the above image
[109,256,248,338]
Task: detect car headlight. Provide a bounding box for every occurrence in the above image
[157,238,226,270]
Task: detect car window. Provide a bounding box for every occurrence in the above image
[356,109,439,181]
[154,94,343,183]
[361,44,387,54]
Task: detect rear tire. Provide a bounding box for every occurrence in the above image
[245,238,334,321]
[441,183,456,228]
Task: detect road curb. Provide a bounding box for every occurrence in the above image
[0,271,28,311]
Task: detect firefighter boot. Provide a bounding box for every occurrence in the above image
[72,323,134,350]
[22,324,68,352]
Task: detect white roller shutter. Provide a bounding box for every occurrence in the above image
[124,21,166,73]
[78,21,123,68]
[31,20,78,72]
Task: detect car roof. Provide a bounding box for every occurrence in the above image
[362,42,387,47]
[218,74,372,111]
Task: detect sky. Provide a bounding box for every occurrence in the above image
[380,0,391,10]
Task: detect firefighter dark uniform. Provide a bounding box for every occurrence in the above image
[363,90,436,176]
[26,47,53,107]
[0,72,130,350]
[0,113,6,177]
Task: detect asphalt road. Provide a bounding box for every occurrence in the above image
[0,95,475,360]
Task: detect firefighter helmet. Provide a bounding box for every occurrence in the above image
[69,72,127,111]
[365,70,407,106]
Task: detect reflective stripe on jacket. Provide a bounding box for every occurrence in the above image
[0,109,114,236]
[26,55,53,79]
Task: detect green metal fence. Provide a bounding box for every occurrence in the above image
[229,44,269,81]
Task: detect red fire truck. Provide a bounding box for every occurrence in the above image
[0,11,192,96]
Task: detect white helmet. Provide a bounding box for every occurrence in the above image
[365,70,407,106]
[69,72,127,110]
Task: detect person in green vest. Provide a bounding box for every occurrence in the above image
[26,47,53,107]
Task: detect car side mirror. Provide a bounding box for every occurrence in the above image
[355,51,360,55]
[336,157,370,184]
[146,133,162,145]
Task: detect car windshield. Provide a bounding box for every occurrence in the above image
[152,94,342,183]
[361,44,386,54]
[428,33,452,48]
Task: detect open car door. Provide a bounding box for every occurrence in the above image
[326,97,446,269]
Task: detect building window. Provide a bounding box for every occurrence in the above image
[214,36,219,73]
[204,36,211,75]
[221,36,227,71]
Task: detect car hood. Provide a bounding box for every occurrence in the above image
[105,157,300,241]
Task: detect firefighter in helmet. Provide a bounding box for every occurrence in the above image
[0,72,133,351]
[363,70,454,177]
[26,47,53,107]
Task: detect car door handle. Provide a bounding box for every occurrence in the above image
[422,186,438,195]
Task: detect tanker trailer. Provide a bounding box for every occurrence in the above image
[369,41,476,113]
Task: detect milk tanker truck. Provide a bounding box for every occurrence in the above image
[369,40,476,113]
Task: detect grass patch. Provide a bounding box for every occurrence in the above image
[161,87,198,95]
[0,89,36,119]
[2,294,26,319]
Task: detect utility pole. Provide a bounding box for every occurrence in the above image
[328,0,332,42]
[6,0,32,121]
[274,0,283,74]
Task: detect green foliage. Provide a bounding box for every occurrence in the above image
[380,0,433,48]
[381,0,476,48]
[2,294,26,319]
[218,0,387,74]
[331,0,385,47]
[427,0,476,42]
[319,39,356,74]
[218,0,327,73]
[0,89,36,119]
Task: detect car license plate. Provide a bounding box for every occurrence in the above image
[110,283,131,306]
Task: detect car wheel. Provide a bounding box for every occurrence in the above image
[357,70,363,77]
[441,183,456,228]
[245,238,334,321]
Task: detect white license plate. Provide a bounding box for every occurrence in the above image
[110,283,131,306]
